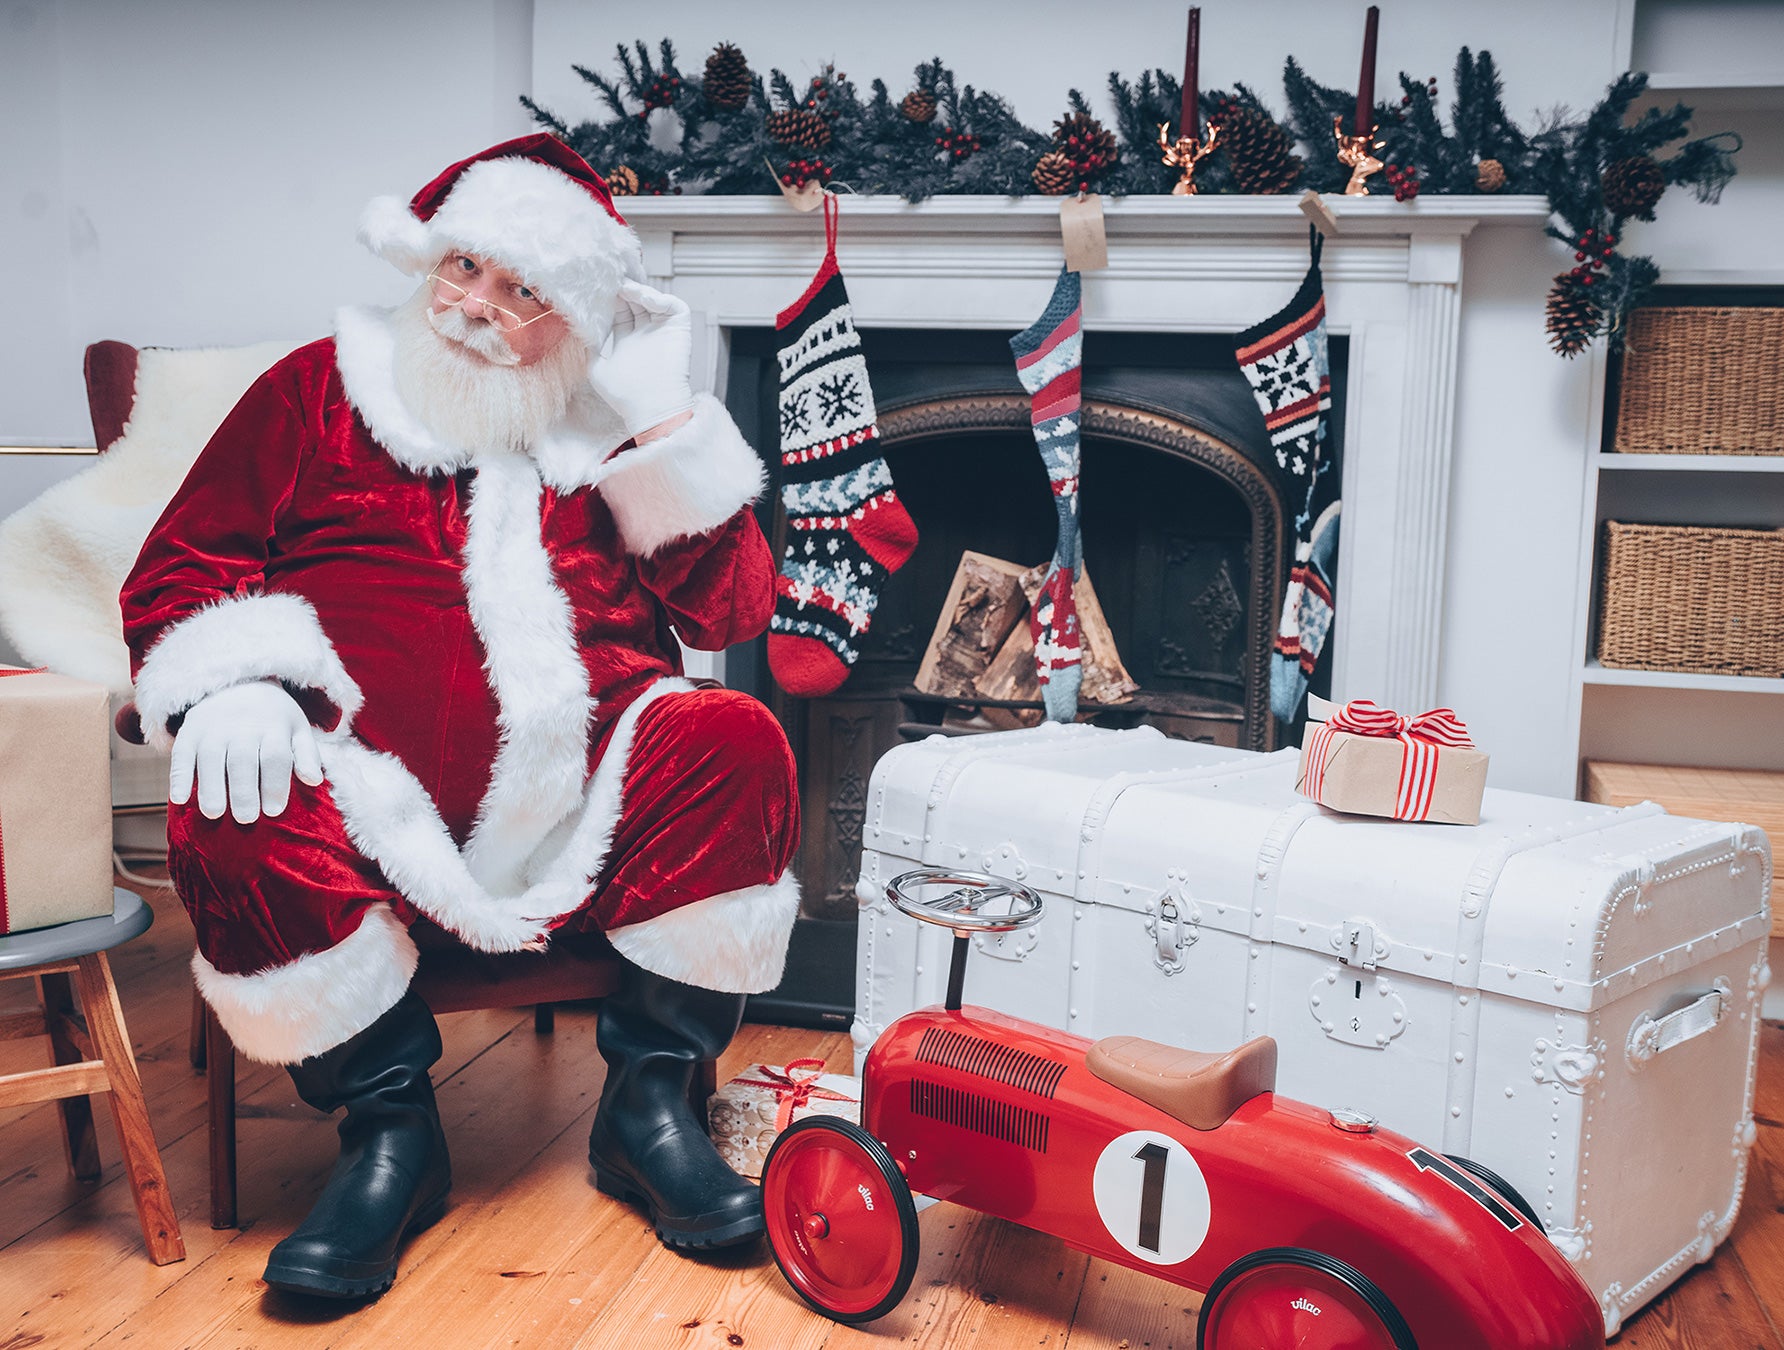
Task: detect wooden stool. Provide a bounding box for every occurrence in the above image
[0,888,185,1264]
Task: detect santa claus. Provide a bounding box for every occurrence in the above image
[119,136,799,1298]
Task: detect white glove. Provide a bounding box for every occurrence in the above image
[169,681,324,824]
[587,280,696,437]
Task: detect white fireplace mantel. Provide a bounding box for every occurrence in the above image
[623,194,1553,713]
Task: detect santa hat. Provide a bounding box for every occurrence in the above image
[358,134,646,348]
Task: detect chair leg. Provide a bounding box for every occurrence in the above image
[72,952,186,1265]
[203,1001,238,1230]
[188,986,207,1071]
[38,970,101,1181]
[533,1003,555,1035]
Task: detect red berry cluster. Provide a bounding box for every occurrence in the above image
[1393,76,1440,122]
[802,72,843,110]
[1568,227,1618,286]
[935,127,981,160]
[780,158,833,189]
[637,74,681,119]
[1383,163,1421,202]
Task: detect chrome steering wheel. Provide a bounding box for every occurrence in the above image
[885,868,1044,933]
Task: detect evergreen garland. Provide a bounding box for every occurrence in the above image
[525,40,1742,354]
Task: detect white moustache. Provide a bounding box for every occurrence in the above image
[427,305,522,367]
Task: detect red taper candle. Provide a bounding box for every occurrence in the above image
[1356,5,1379,135]
[1181,7,1200,138]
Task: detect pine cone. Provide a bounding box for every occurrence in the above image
[1545,271,1601,357]
[1475,158,1507,193]
[607,165,640,196]
[702,42,752,112]
[1032,151,1075,194]
[1216,106,1302,195]
[1602,154,1665,220]
[766,107,832,151]
[901,88,937,123]
[1052,110,1118,185]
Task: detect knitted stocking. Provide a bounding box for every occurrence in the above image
[1010,267,1085,724]
[1233,229,1341,724]
[768,196,918,697]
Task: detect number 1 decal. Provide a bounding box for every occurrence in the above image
[1408,1149,1523,1230]
[1133,1142,1168,1252]
[1092,1131,1212,1266]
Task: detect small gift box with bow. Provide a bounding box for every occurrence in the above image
[1296,695,1489,825]
[0,666,115,934]
[706,1060,861,1179]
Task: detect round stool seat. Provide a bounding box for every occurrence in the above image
[0,889,150,973]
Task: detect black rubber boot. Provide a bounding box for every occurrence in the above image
[262,990,452,1299]
[587,965,763,1249]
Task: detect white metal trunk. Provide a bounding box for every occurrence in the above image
[853,724,1773,1335]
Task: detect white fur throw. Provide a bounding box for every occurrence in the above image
[0,341,297,693]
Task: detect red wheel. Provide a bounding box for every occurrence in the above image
[1197,1248,1417,1349]
[762,1116,919,1323]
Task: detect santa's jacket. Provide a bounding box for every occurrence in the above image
[122,305,796,1005]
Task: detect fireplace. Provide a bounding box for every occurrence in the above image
[621,192,1540,1025]
[723,325,1347,1024]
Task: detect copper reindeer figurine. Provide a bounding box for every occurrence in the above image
[1333,115,1383,196]
[1158,120,1221,196]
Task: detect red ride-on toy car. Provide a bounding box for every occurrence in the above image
[761,869,1605,1349]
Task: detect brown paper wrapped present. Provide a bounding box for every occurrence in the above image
[0,666,115,933]
[1295,696,1488,826]
[706,1060,861,1179]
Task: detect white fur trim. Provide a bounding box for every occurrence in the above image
[192,903,418,1064]
[0,340,297,693]
[597,394,767,556]
[334,304,471,476]
[357,195,438,277]
[321,678,691,953]
[606,869,801,994]
[332,305,628,483]
[457,453,594,893]
[359,158,645,351]
[132,591,363,751]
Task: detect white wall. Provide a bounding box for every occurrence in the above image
[0,0,535,510]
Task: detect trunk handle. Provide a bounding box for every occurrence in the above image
[1626,981,1730,1067]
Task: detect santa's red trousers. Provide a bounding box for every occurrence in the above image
[167,687,799,980]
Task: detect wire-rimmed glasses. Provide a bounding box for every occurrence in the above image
[426,267,556,333]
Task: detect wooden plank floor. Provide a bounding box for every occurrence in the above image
[3,875,1781,1349]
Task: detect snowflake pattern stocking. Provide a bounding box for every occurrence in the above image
[1233,227,1341,724]
[1010,267,1086,723]
[768,195,918,697]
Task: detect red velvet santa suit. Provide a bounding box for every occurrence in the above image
[120,306,800,1066]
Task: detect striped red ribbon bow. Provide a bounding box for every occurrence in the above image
[1325,699,1475,748]
[733,1059,858,1133]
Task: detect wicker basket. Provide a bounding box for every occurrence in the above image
[1613,307,1784,455]
[1596,520,1784,677]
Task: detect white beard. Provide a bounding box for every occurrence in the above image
[389,288,588,455]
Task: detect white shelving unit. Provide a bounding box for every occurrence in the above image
[1566,289,1784,790]
[1582,660,1784,696]
[1594,452,1784,474]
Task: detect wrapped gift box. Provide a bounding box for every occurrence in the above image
[1295,695,1488,825]
[0,666,115,934]
[707,1060,861,1179]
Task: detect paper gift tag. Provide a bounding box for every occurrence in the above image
[770,162,827,213]
[1060,193,1108,273]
